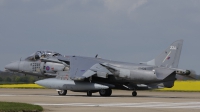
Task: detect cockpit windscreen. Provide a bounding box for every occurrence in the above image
[26,51,62,61]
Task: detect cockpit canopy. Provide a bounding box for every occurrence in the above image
[26,51,62,61]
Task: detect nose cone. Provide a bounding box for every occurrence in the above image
[35,80,47,87]
[35,80,42,85]
[5,61,19,72]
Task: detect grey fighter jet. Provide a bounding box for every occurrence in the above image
[5,51,70,77]
[35,40,196,97]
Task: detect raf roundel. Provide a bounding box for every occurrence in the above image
[46,66,50,71]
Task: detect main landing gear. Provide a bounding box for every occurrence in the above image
[99,88,112,96]
[86,88,112,97]
[58,90,67,96]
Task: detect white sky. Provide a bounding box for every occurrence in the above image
[0,0,200,73]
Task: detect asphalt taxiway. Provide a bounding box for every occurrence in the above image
[0,89,200,112]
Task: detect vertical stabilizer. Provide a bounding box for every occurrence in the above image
[147,40,183,68]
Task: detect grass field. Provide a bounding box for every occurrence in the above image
[0,81,200,91]
[0,101,43,112]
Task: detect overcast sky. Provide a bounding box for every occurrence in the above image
[0,0,200,73]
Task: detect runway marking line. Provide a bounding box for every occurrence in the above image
[1,94,200,109]
[0,94,71,97]
[0,94,116,98]
[34,102,200,109]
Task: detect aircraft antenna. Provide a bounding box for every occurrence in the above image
[95,54,98,58]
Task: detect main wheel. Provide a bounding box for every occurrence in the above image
[99,88,112,96]
[132,91,137,96]
[58,90,67,96]
[87,91,92,96]
[106,89,112,96]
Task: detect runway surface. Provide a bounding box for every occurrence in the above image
[0,89,200,112]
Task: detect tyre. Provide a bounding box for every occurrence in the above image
[99,88,112,96]
[132,91,137,96]
[58,90,67,96]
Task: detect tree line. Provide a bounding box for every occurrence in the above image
[0,72,43,84]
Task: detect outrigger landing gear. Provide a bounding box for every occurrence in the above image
[58,90,67,96]
[132,91,137,96]
[99,88,112,96]
[87,91,92,96]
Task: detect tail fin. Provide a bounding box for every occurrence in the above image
[147,40,183,68]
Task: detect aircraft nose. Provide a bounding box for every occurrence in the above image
[35,80,42,85]
[5,61,19,71]
[35,80,47,87]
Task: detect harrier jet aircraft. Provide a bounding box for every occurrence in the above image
[33,40,196,97]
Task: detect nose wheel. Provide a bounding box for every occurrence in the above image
[132,91,137,96]
[58,90,67,96]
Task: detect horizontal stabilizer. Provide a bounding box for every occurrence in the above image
[176,69,197,79]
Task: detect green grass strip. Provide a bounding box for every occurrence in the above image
[0,102,43,112]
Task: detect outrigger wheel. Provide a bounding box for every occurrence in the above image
[132,91,137,96]
[58,90,67,96]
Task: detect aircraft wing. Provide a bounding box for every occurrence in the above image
[69,56,113,81]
